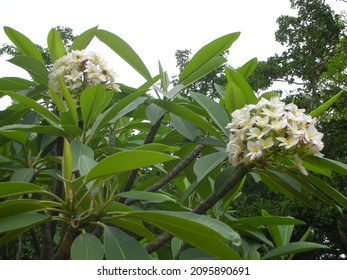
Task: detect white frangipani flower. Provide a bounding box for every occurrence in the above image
[226,96,324,175]
[49,49,121,99]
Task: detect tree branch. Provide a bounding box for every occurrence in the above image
[145,163,255,254]
[119,116,165,201]
[125,144,205,206]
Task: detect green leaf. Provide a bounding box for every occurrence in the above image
[80,85,111,129]
[104,226,150,260]
[146,103,166,125]
[178,32,240,85]
[0,130,27,145]
[180,56,227,87]
[70,233,104,260]
[0,91,59,125]
[257,169,313,207]
[237,216,305,226]
[310,90,345,118]
[307,174,347,209]
[69,26,98,51]
[89,90,147,139]
[4,27,44,63]
[47,28,65,63]
[179,248,215,260]
[0,77,36,91]
[262,242,329,260]
[8,56,48,85]
[0,182,43,198]
[115,191,177,203]
[10,168,34,182]
[303,155,347,176]
[0,200,50,220]
[225,67,258,105]
[96,29,152,83]
[57,77,78,125]
[191,91,230,136]
[237,57,258,79]
[171,113,199,141]
[85,150,178,182]
[152,99,222,140]
[0,124,69,138]
[0,213,49,234]
[262,210,294,247]
[128,211,241,259]
[224,81,246,114]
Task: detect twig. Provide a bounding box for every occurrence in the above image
[145,163,255,254]
[125,145,204,206]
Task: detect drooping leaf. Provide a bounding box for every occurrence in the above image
[0,200,51,220]
[0,77,36,91]
[0,91,59,125]
[69,26,98,51]
[128,211,241,259]
[8,56,48,85]
[0,124,69,138]
[0,213,49,234]
[104,226,150,260]
[85,150,178,182]
[4,27,44,63]
[47,28,65,63]
[306,174,347,209]
[0,182,43,198]
[70,233,104,260]
[96,29,152,83]
[262,242,329,260]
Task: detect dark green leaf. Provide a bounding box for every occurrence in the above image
[171,113,199,141]
[104,226,150,260]
[262,242,329,260]
[0,77,36,91]
[10,168,34,182]
[0,182,43,198]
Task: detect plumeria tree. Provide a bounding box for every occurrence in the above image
[0,26,346,260]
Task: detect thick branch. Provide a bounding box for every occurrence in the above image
[125,145,204,206]
[145,163,255,254]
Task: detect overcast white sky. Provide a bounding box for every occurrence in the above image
[0,0,346,109]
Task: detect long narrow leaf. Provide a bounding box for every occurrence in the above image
[69,26,98,51]
[4,27,44,63]
[262,242,329,260]
[178,33,240,85]
[0,91,59,125]
[47,28,65,63]
[310,90,345,118]
[96,30,152,83]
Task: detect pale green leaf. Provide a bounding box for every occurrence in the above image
[71,233,104,260]
[47,28,65,63]
[69,26,98,51]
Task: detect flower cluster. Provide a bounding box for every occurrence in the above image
[226,96,324,175]
[49,50,120,97]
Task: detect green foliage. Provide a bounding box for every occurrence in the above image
[0,25,346,261]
